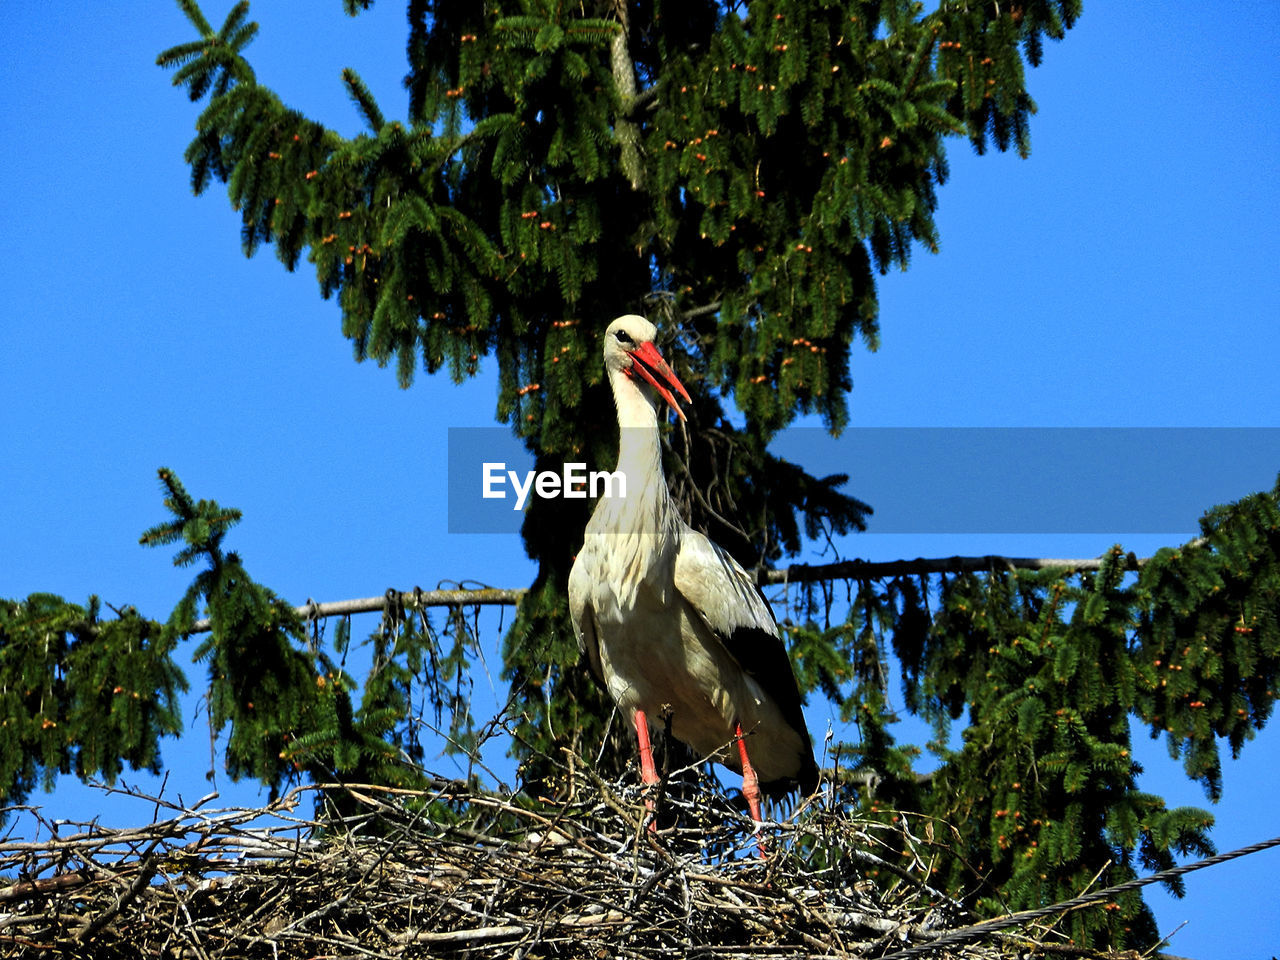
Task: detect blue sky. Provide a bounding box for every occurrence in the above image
[3,3,1278,956]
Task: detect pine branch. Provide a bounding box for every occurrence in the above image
[183,547,1192,634]
[876,832,1280,960]
[342,68,385,133]
[174,0,214,37]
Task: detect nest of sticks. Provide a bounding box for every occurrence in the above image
[1,767,1147,960]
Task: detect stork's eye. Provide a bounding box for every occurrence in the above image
[615,330,634,345]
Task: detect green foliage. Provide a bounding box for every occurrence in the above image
[153,0,1076,445]
[137,469,475,802]
[777,478,1279,947]
[909,557,1214,946]
[0,594,184,821]
[1,469,503,822]
[128,2,1280,948]
[1133,477,1280,797]
[362,593,486,765]
[139,467,335,794]
[153,0,1082,801]
[4,469,1278,949]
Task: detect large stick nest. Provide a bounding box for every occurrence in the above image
[1,769,1147,960]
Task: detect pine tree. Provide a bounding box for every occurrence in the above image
[152,0,1079,776]
[144,1,1280,947]
[6,1,1280,951]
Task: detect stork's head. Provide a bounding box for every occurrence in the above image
[603,314,691,421]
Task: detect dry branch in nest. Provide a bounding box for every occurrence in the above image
[0,770,1161,960]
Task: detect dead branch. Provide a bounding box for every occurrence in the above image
[182,545,1187,635]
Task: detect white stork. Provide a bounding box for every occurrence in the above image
[568,314,818,837]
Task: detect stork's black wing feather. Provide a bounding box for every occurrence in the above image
[674,530,818,795]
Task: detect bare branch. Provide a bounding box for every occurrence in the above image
[181,542,1193,635]
[188,586,525,633]
[681,300,723,321]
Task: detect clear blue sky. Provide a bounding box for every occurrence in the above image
[2,3,1277,956]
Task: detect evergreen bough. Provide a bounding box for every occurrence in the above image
[7,0,1280,951]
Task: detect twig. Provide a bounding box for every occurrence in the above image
[5,731,1263,960]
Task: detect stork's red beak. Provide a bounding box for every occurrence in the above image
[627,341,692,421]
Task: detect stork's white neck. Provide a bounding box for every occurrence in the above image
[610,364,663,470]
[613,358,665,419]
[579,362,683,609]
[599,365,676,538]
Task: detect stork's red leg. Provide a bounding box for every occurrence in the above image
[735,721,767,858]
[633,709,659,831]
[734,721,764,821]
[633,709,659,785]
